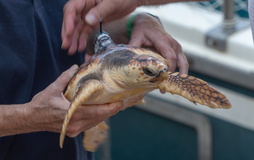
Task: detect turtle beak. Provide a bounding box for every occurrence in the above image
[149,71,168,84]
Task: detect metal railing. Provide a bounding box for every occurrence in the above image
[204,0,249,51]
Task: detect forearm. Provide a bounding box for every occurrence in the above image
[0,103,35,137]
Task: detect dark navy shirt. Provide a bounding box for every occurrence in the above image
[0,0,92,159]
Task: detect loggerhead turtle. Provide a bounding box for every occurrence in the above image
[60,31,231,152]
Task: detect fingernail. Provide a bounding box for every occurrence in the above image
[85,13,97,26]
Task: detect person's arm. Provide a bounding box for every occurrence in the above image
[85,0,208,26]
[0,103,33,136]
[0,65,123,138]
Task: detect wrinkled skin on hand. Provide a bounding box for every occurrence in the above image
[29,65,124,137]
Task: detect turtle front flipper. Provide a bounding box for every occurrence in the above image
[60,80,104,148]
[158,72,231,109]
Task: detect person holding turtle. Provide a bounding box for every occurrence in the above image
[0,0,220,160]
[0,0,200,159]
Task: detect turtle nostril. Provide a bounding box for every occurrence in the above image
[143,68,156,76]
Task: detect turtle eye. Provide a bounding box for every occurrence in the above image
[143,68,156,76]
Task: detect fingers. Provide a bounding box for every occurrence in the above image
[66,102,124,137]
[155,41,189,74]
[72,102,124,120]
[67,27,80,55]
[129,13,189,74]
[63,21,92,55]
[85,6,100,27]
[85,0,136,27]
[128,32,143,47]
[177,52,189,74]
[78,25,93,52]
[129,27,176,71]
[85,0,112,27]
[130,30,178,73]
[66,119,101,138]
[61,14,75,50]
[153,39,177,72]
[61,1,80,51]
[62,0,95,54]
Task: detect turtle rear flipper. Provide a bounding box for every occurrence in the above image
[83,121,109,152]
[158,72,231,109]
[60,80,104,148]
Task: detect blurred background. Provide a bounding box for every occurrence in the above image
[96,0,254,160]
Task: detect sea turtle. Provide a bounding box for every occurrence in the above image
[60,31,231,152]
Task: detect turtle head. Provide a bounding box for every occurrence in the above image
[94,31,115,53]
[124,54,169,88]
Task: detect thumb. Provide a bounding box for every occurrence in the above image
[85,5,100,27]
[51,65,79,93]
[85,1,114,27]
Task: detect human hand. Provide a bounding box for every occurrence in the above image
[61,0,139,55]
[61,0,97,55]
[28,65,123,137]
[129,13,189,74]
[85,0,138,27]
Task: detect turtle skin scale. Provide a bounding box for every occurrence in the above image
[60,31,231,152]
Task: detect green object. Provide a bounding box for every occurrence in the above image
[126,14,137,39]
[126,13,162,39]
